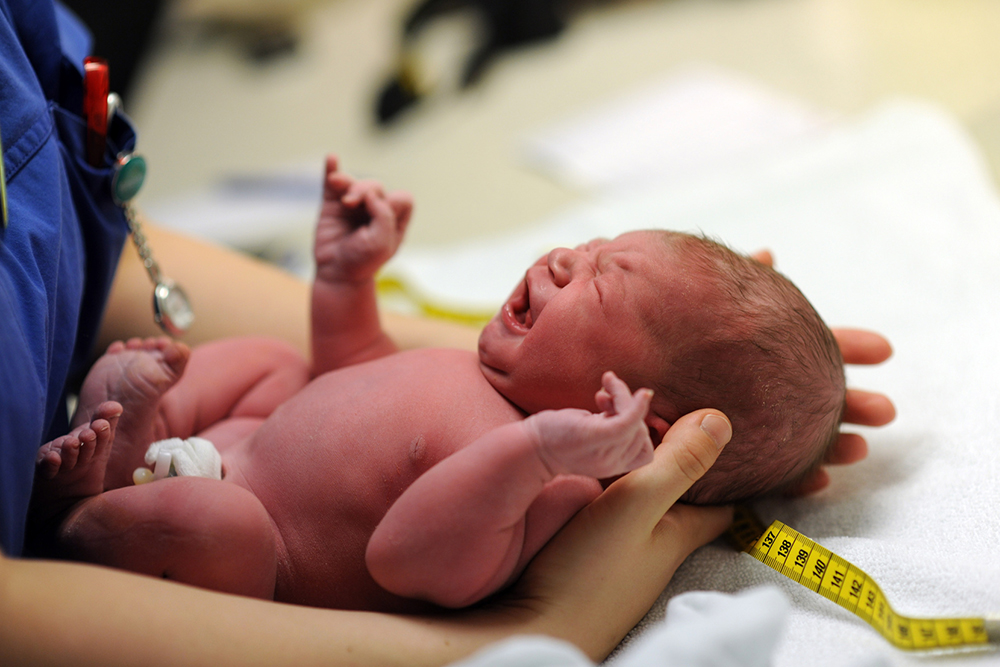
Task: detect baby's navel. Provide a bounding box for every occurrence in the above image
[409,435,427,463]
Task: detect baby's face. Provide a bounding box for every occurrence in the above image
[478,230,681,413]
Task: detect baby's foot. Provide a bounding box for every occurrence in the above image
[30,401,121,527]
[74,337,190,490]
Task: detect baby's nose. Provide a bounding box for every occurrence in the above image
[547,247,577,286]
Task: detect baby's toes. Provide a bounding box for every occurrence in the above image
[90,417,116,460]
[55,436,81,473]
[75,428,98,467]
[36,439,69,479]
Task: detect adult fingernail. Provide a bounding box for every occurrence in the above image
[701,414,732,450]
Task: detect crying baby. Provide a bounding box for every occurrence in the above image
[28,157,845,612]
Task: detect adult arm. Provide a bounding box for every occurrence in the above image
[1,410,732,667]
[97,219,481,357]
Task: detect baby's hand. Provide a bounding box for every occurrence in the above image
[315,155,413,283]
[527,371,655,479]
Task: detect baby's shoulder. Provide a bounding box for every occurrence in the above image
[389,347,484,377]
[387,348,519,417]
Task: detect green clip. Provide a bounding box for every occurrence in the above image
[112,153,147,205]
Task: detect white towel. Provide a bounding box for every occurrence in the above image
[451,587,790,667]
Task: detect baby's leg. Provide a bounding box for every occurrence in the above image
[76,337,309,489]
[27,402,121,553]
[156,336,310,440]
[57,476,278,600]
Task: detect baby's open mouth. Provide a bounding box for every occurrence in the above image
[513,280,534,329]
[505,278,534,331]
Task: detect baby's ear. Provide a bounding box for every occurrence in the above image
[645,414,671,445]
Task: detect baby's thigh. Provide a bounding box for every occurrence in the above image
[61,477,278,599]
[162,336,310,435]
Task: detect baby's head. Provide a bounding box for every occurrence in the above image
[478,229,845,503]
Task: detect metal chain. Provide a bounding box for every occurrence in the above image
[124,204,163,284]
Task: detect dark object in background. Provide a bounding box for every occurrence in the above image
[376,0,573,125]
[61,0,167,103]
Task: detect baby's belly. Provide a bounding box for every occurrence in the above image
[229,349,521,610]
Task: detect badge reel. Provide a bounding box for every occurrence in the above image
[112,152,195,336]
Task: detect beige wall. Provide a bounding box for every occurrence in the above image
[131,0,1000,246]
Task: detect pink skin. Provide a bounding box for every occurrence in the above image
[478,231,685,436]
[529,371,654,478]
[311,156,412,374]
[31,158,893,612]
[33,159,658,612]
[72,337,191,491]
[30,401,122,525]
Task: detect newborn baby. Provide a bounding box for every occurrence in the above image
[30,157,844,612]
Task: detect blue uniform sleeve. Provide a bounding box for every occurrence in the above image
[0,0,135,555]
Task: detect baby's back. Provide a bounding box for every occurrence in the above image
[229,348,522,611]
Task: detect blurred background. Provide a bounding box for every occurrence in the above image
[64,0,1000,268]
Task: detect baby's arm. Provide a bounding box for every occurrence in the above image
[366,372,654,608]
[311,156,412,376]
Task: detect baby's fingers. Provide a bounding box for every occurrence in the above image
[325,171,353,201]
[343,179,385,207]
[364,189,396,236]
[622,435,655,472]
[387,191,413,235]
[601,371,652,423]
[595,388,613,414]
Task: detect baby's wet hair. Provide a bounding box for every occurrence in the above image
[642,230,846,504]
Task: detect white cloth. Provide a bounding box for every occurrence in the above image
[522,65,829,193]
[410,99,1000,666]
[451,587,789,667]
[144,437,222,480]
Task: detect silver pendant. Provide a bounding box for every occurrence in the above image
[123,201,194,336]
[154,279,195,337]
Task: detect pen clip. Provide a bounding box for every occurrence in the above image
[83,56,109,167]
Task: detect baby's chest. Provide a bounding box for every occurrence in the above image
[247,357,520,512]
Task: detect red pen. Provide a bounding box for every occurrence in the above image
[83,56,109,167]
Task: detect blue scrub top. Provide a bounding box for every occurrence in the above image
[0,0,135,555]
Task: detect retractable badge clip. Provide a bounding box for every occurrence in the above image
[112,155,195,337]
[85,57,195,336]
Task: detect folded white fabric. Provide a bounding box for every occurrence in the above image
[449,587,790,667]
[144,437,222,481]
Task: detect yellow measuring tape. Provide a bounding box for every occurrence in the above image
[376,276,494,326]
[727,506,999,652]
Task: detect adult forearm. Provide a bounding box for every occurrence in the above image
[0,554,522,667]
[99,221,481,357]
[99,221,312,356]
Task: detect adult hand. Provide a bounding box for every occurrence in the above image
[497,409,734,661]
[787,328,895,494]
[751,250,896,495]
